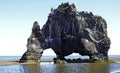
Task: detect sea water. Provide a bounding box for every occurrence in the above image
[0,55,120,73]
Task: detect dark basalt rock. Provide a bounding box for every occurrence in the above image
[20,3,111,63]
[42,3,111,62]
[19,21,43,63]
[53,58,114,63]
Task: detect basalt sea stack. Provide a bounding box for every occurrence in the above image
[42,3,111,61]
[20,3,111,63]
[19,22,43,63]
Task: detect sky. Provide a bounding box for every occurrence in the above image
[0,0,120,56]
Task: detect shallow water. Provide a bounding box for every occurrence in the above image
[0,55,120,61]
[0,56,120,73]
[0,63,120,73]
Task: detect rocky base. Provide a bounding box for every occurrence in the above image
[19,52,41,63]
[53,58,115,64]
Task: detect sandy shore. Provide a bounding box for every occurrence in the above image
[0,60,53,66]
[0,60,39,66]
[0,58,120,66]
[0,60,19,66]
[111,58,120,63]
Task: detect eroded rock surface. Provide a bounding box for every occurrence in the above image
[20,3,111,63]
[42,3,111,61]
[19,22,43,63]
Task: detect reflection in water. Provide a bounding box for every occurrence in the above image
[0,63,120,73]
[20,64,40,73]
[109,63,120,73]
[20,63,90,73]
[89,63,109,73]
[19,63,120,73]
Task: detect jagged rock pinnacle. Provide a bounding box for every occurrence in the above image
[19,21,43,63]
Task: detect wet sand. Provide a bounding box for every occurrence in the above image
[0,58,120,66]
[111,58,120,63]
[0,60,53,66]
[0,60,38,66]
[0,60,19,66]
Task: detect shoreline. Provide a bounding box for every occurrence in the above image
[0,60,53,66]
[0,58,120,66]
[111,58,120,63]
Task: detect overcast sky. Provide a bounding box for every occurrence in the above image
[0,0,120,56]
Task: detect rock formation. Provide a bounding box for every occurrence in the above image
[20,3,111,63]
[42,3,111,62]
[19,21,43,63]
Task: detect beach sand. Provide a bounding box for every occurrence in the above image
[0,58,120,66]
[0,60,37,66]
[0,60,19,66]
[111,58,120,63]
[0,59,54,66]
